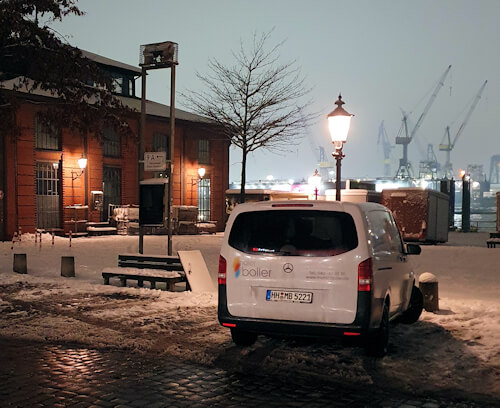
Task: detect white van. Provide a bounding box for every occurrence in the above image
[218,200,423,356]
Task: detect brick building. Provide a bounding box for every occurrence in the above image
[0,51,230,241]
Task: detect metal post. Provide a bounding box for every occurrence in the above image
[167,65,176,256]
[139,66,146,254]
[334,146,344,201]
[462,174,470,232]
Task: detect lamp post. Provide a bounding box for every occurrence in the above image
[308,169,322,200]
[460,169,470,232]
[327,94,353,201]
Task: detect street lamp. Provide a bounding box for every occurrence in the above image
[308,169,322,200]
[327,94,353,201]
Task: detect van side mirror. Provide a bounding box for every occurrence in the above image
[405,243,421,255]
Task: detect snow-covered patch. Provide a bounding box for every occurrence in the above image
[1,232,499,397]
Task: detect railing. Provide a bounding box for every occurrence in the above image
[454,211,497,232]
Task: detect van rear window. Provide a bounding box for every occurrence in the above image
[228,210,358,256]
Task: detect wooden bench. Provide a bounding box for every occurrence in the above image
[118,254,184,271]
[486,238,500,248]
[102,253,189,291]
[102,267,185,291]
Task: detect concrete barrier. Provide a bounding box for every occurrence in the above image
[61,256,75,278]
[419,272,439,312]
[13,253,27,274]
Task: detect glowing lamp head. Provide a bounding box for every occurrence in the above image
[198,167,206,179]
[78,156,87,170]
[327,94,353,145]
[308,169,322,189]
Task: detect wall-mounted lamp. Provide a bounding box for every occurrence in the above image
[191,167,206,185]
[72,154,87,180]
[53,162,59,170]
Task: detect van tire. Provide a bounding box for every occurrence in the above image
[400,285,424,324]
[365,303,389,357]
[231,328,257,346]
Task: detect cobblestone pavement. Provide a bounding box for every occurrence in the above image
[0,338,498,408]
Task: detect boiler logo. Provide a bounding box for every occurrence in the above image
[233,257,272,279]
[233,258,241,278]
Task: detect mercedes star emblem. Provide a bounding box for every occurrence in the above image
[283,263,294,273]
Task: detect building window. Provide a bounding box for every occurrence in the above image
[35,115,60,150]
[198,139,210,165]
[153,133,169,156]
[106,70,135,97]
[102,126,121,157]
[36,162,60,229]
[198,178,210,222]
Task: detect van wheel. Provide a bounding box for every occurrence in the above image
[400,285,424,324]
[365,303,389,357]
[231,328,257,346]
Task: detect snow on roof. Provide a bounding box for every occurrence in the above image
[81,49,142,75]
[1,77,211,124]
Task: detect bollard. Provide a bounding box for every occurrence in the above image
[52,232,55,246]
[69,230,72,248]
[61,256,75,278]
[13,253,27,274]
[419,272,439,312]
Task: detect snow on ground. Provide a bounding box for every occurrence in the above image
[0,231,499,398]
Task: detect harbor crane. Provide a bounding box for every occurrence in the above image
[377,120,394,177]
[395,65,452,179]
[439,80,488,179]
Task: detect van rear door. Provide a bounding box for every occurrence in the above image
[223,207,362,325]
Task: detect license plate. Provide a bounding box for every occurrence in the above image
[266,290,313,303]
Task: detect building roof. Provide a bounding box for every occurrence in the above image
[117,95,210,123]
[81,50,142,75]
[1,77,211,124]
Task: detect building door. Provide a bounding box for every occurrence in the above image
[198,178,210,222]
[36,162,60,230]
[102,166,121,220]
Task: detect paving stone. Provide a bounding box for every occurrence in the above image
[0,338,498,408]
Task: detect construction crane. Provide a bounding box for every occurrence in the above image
[307,132,335,181]
[439,80,488,179]
[418,144,441,179]
[395,65,452,179]
[377,120,394,177]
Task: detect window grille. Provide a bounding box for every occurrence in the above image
[36,162,60,229]
[198,139,210,165]
[198,178,210,222]
[35,115,60,150]
[102,127,121,157]
[153,133,169,156]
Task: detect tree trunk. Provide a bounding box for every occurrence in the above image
[240,149,247,203]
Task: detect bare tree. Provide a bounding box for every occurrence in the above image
[183,31,314,203]
[0,0,133,137]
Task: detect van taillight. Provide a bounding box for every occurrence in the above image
[358,258,373,292]
[218,255,227,285]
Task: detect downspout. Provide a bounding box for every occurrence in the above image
[181,129,185,205]
[0,131,6,240]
